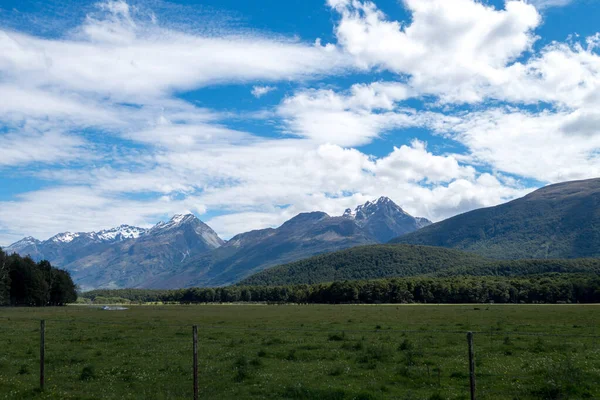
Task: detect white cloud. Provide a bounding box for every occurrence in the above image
[0,4,350,101]
[374,140,476,184]
[0,186,207,243]
[432,108,600,183]
[0,130,527,245]
[0,130,88,167]
[329,0,540,102]
[251,85,276,98]
[277,82,416,146]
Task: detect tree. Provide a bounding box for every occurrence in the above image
[0,248,10,306]
[2,251,77,306]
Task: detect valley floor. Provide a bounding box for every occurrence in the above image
[1,304,599,399]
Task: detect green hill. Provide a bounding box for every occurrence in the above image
[239,244,600,286]
[391,178,600,259]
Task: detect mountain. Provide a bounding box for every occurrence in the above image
[144,197,430,288]
[5,225,148,265]
[148,212,373,288]
[5,197,429,289]
[5,214,224,290]
[343,196,431,242]
[5,237,44,260]
[391,178,600,259]
[69,214,225,290]
[239,244,600,286]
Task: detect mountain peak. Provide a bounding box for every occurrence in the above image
[374,196,392,204]
[344,196,407,221]
[171,213,197,223]
[151,213,199,232]
[17,236,40,243]
[341,196,431,242]
[6,236,41,248]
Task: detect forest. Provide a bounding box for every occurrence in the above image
[239,244,600,286]
[83,273,600,305]
[0,248,77,306]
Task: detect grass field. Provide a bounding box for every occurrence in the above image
[1,304,599,399]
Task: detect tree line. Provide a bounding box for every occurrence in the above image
[0,248,77,306]
[83,273,600,305]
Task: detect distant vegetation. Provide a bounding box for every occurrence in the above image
[83,273,600,304]
[238,244,600,286]
[0,248,77,306]
[81,288,172,304]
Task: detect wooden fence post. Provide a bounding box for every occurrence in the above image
[193,325,198,400]
[467,331,476,400]
[40,320,45,391]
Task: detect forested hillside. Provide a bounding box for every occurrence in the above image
[239,244,485,286]
[391,178,600,259]
[238,244,600,286]
[0,248,77,306]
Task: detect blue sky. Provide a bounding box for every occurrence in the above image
[1,0,599,245]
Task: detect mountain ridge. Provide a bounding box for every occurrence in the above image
[391,178,600,259]
[5,197,429,289]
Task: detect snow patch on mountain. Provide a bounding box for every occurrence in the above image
[51,232,81,243]
[151,213,197,232]
[343,196,409,221]
[95,225,147,241]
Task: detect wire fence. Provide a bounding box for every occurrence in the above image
[1,316,600,399]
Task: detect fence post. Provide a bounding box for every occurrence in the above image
[193,325,198,400]
[467,331,476,400]
[40,320,45,391]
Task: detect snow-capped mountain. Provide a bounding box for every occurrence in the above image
[94,225,147,242]
[5,200,429,290]
[46,225,147,245]
[5,214,224,290]
[4,236,44,259]
[343,197,431,242]
[151,198,431,288]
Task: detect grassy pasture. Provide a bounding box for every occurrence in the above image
[1,304,599,399]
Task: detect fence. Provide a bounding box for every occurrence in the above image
[1,314,600,399]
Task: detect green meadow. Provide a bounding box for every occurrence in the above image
[1,304,599,399]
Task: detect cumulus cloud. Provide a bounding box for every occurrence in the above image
[277,82,416,146]
[373,140,476,184]
[329,0,540,102]
[431,108,600,183]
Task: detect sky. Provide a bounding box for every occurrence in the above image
[1,0,599,245]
